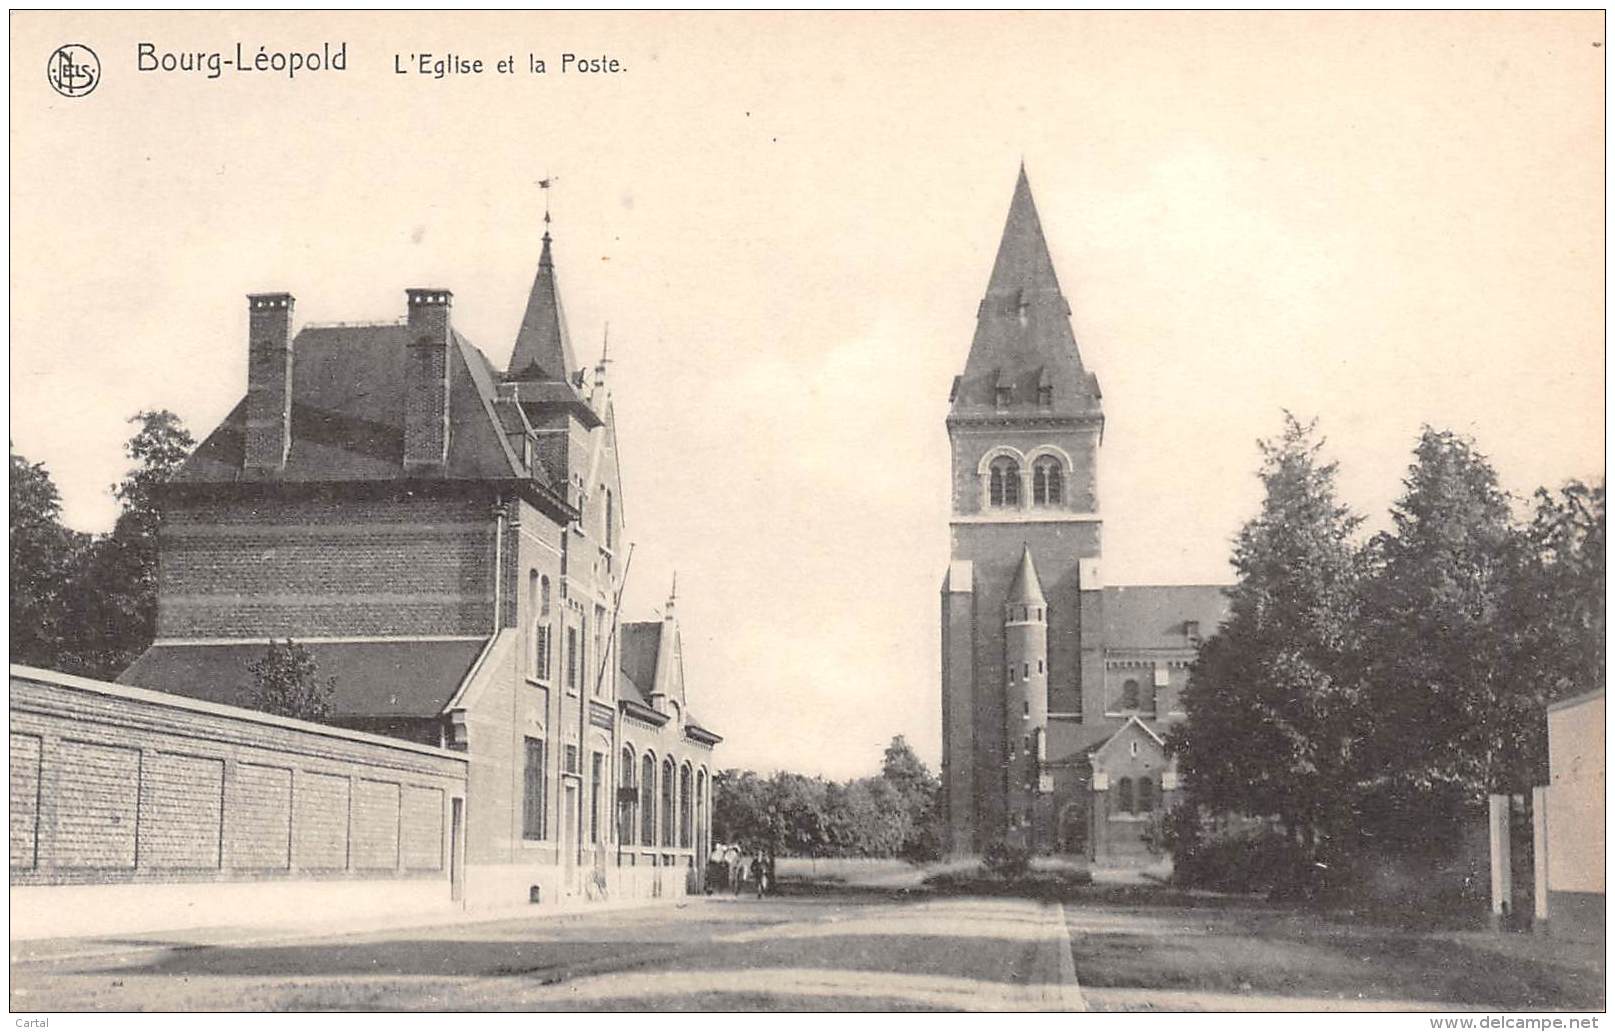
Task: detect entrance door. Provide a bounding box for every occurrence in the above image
[450,797,465,903]
[563,783,579,891]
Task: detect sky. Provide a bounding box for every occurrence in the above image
[10,12,1605,780]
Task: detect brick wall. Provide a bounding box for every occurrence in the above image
[10,667,467,886]
[156,493,495,639]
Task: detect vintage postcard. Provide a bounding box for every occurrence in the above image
[8,10,1605,1019]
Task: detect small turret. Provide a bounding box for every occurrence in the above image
[1003,544,1050,849]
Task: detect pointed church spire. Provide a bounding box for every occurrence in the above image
[665,571,677,620]
[1006,544,1048,607]
[949,165,1101,421]
[507,225,581,383]
[985,164,1064,301]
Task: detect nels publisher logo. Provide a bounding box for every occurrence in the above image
[47,44,100,97]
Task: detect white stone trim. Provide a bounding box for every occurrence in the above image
[975,444,1027,475]
[951,512,1101,526]
[1024,443,1074,473]
[151,634,489,646]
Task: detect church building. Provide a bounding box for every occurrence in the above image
[940,168,1227,863]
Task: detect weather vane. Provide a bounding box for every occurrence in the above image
[535,174,558,228]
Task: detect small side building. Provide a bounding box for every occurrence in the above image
[1542,689,1604,943]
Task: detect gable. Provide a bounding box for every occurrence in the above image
[1091,716,1167,767]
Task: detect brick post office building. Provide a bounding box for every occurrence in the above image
[113,226,720,909]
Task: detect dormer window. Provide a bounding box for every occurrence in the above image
[989,456,1021,507]
[1184,620,1201,644]
[1038,384,1053,408]
[995,385,1011,411]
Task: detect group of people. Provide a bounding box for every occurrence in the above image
[706,843,777,897]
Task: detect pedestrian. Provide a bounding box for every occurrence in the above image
[725,843,742,895]
[706,842,727,895]
[754,849,768,898]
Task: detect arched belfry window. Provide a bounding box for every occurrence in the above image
[1033,458,1064,506]
[989,457,1021,507]
[605,490,614,549]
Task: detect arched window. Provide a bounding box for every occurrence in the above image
[695,769,707,858]
[1116,777,1134,814]
[1121,679,1140,710]
[661,758,675,848]
[1033,458,1064,506]
[680,764,693,848]
[532,574,552,681]
[640,753,656,846]
[620,746,636,846]
[1137,777,1156,813]
[988,457,1020,507]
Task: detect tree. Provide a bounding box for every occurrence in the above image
[1172,413,1366,859]
[60,410,195,678]
[1359,428,1526,802]
[9,447,87,667]
[248,639,336,722]
[1514,479,1605,710]
[881,735,944,861]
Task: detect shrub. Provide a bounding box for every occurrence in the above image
[1159,804,1319,898]
[981,838,1031,879]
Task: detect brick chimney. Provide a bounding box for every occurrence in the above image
[244,292,295,471]
[404,289,453,471]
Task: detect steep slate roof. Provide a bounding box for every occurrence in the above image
[118,639,489,719]
[175,323,538,487]
[618,620,663,706]
[617,618,719,740]
[1102,584,1231,650]
[508,232,581,382]
[950,166,1102,419]
[1006,544,1048,606]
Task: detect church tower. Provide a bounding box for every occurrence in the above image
[940,166,1106,855]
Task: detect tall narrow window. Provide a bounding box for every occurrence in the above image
[620,747,636,847]
[680,764,693,849]
[640,754,656,846]
[605,490,614,549]
[1038,384,1053,408]
[695,770,707,857]
[661,758,675,847]
[590,751,604,844]
[1033,458,1063,506]
[533,575,552,681]
[989,457,1021,508]
[1137,777,1156,813]
[1121,679,1140,710]
[566,627,579,692]
[522,737,547,840]
[1116,776,1134,815]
